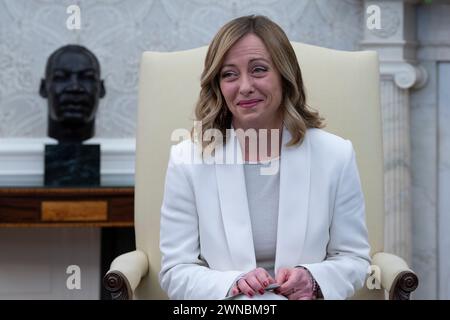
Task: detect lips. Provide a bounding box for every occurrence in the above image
[237,99,263,108]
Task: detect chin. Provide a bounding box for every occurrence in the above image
[236,113,263,123]
[60,115,87,125]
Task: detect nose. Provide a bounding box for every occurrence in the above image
[239,74,254,96]
[66,74,84,92]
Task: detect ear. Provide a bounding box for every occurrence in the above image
[39,79,48,98]
[99,80,106,98]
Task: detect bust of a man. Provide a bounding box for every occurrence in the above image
[40,45,105,143]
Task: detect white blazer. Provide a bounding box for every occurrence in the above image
[159,127,371,300]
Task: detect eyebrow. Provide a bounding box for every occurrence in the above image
[221,58,271,69]
[52,68,96,73]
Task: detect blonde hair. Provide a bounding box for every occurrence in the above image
[191,15,324,150]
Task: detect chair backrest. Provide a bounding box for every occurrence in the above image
[133,42,384,299]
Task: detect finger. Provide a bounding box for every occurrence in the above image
[277,279,296,295]
[246,275,265,295]
[278,284,297,296]
[230,285,240,296]
[255,271,272,288]
[288,290,312,300]
[279,277,296,290]
[277,273,303,295]
[275,268,289,285]
[280,268,310,292]
[255,267,276,285]
[267,276,276,284]
[237,279,255,297]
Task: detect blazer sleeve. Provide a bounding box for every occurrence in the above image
[159,144,243,299]
[300,141,371,299]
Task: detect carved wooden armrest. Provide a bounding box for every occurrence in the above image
[103,250,149,300]
[103,270,132,300]
[389,270,419,300]
[372,252,419,300]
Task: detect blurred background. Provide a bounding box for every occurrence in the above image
[0,0,449,299]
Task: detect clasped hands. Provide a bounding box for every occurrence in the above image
[230,267,315,300]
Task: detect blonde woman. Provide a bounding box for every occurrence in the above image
[159,15,370,300]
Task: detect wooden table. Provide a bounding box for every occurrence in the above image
[0,187,134,227]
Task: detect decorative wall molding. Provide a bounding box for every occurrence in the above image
[380,62,428,89]
[380,79,412,263]
[362,0,420,62]
[0,138,135,186]
[370,3,401,39]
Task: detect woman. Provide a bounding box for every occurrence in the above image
[159,15,370,300]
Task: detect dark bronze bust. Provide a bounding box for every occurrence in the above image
[40,45,105,143]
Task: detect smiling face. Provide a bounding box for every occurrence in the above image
[43,48,105,126]
[219,33,283,131]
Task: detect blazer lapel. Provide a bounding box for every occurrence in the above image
[275,127,311,273]
[215,128,256,270]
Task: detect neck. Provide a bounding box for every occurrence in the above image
[48,117,95,143]
[233,120,283,163]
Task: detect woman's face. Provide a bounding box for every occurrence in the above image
[219,33,283,131]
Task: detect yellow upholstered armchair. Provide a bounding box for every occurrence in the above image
[103,43,418,300]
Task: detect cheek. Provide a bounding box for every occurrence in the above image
[274,87,282,106]
[84,81,98,92]
[51,84,65,94]
[220,83,236,104]
[267,78,283,106]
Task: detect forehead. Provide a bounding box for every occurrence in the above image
[222,33,271,63]
[49,51,97,72]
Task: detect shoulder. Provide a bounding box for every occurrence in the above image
[169,138,202,165]
[171,138,194,154]
[305,128,353,163]
[306,128,352,149]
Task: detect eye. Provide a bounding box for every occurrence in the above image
[52,71,67,80]
[82,72,96,80]
[252,66,268,74]
[220,70,237,80]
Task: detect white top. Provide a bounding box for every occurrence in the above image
[243,157,280,278]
